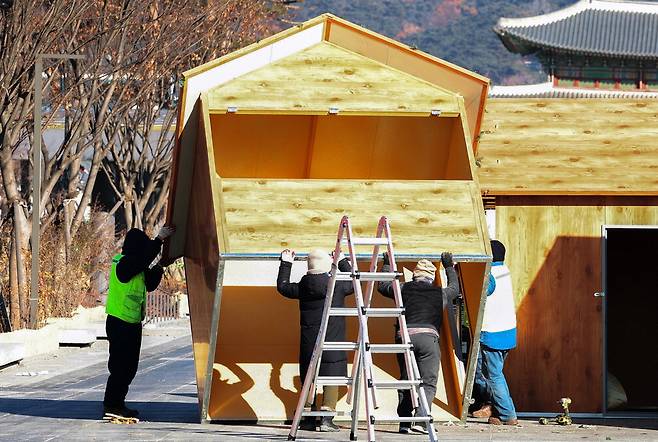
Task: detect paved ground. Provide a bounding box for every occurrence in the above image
[1,321,657,441]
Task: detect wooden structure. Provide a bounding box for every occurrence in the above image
[478,98,658,414]
[166,14,492,423]
[495,0,658,91]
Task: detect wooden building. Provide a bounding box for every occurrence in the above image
[478,98,658,415]
[165,14,494,423]
[495,0,658,91]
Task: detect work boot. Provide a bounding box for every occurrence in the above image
[411,423,429,434]
[319,416,340,432]
[398,424,411,434]
[488,416,518,426]
[299,416,317,431]
[472,404,492,418]
[103,404,139,418]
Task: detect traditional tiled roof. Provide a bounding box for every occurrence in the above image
[494,0,658,58]
[489,82,658,98]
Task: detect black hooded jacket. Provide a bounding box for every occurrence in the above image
[277,258,354,379]
[116,228,164,292]
[378,263,459,333]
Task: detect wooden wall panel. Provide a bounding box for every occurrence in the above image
[183,111,221,411]
[309,116,464,180]
[211,114,312,179]
[496,197,604,412]
[478,99,658,195]
[207,261,476,422]
[604,197,658,225]
[211,114,471,181]
[219,179,486,256]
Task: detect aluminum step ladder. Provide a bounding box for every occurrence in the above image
[288,216,438,442]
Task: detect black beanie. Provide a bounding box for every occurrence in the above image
[491,240,506,263]
[122,228,151,256]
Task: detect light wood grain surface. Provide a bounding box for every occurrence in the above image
[218,179,487,256]
[478,99,658,195]
[207,42,459,116]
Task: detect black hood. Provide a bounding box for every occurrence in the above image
[122,228,151,256]
[491,240,506,263]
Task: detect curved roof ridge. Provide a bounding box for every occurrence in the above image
[489,82,658,98]
[497,0,658,29]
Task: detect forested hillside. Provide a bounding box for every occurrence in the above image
[293,0,575,85]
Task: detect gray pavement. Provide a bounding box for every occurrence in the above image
[1,321,657,441]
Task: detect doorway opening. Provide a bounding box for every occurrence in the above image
[604,227,658,413]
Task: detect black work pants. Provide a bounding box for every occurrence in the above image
[103,314,142,407]
[396,333,440,423]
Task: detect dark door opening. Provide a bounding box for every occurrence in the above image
[605,227,658,412]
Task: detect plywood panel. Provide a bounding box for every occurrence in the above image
[207,268,469,422]
[496,197,604,412]
[211,114,472,181]
[309,116,465,179]
[183,110,222,411]
[478,99,658,195]
[219,179,486,256]
[604,197,658,225]
[211,114,313,178]
[206,42,459,116]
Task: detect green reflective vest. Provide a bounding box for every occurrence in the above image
[106,253,146,323]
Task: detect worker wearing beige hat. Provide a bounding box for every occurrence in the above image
[378,252,459,434]
[277,248,354,432]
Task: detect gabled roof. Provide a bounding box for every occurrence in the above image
[206,42,459,116]
[180,13,489,147]
[495,0,658,59]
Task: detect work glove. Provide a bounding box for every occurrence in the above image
[382,252,390,265]
[441,252,454,268]
[157,225,176,240]
[280,249,295,263]
[331,250,346,262]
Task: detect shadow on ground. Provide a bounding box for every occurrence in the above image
[0,398,199,423]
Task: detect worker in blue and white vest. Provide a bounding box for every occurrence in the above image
[470,239,518,425]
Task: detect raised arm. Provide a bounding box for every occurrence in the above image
[377,253,395,299]
[441,252,460,305]
[277,249,300,299]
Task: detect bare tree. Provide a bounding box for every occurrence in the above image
[0,0,290,329]
[101,0,289,235]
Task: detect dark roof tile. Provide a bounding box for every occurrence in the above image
[495,0,658,58]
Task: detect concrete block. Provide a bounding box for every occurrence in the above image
[0,343,25,367]
[59,329,96,346]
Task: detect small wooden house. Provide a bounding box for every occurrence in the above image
[165,14,494,423]
[478,98,658,415]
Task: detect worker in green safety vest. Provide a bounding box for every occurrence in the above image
[102,226,175,420]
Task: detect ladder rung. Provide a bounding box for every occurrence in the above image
[367,343,413,353]
[302,410,351,417]
[371,416,433,424]
[323,342,359,351]
[372,380,421,389]
[316,376,353,386]
[335,271,400,282]
[342,237,389,246]
[329,307,405,317]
